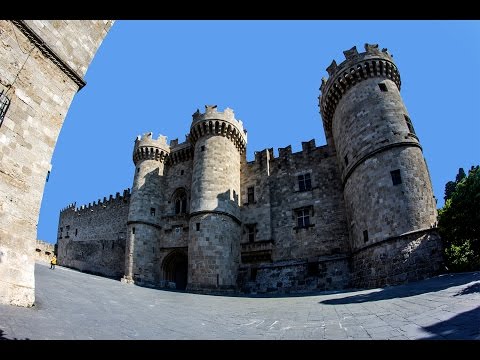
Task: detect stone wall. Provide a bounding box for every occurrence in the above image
[0,20,113,306]
[161,141,193,251]
[344,147,438,249]
[34,240,55,264]
[351,229,443,288]
[241,141,350,261]
[239,140,351,292]
[57,190,128,278]
[238,257,350,294]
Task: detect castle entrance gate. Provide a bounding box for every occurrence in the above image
[162,250,188,290]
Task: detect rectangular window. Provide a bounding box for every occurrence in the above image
[132,227,135,235]
[391,169,402,186]
[0,89,11,126]
[296,208,310,228]
[150,207,156,216]
[180,170,184,175]
[378,83,388,92]
[196,223,200,231]
[344,155,349,166]
[59,227,63,238]
[246,224,256,243]
[65,225,70,238]
[404,114,416,135]
[75,229,78,236]
[298,173,312,191]
[247,186,255,204]
[201,145,205,151]
[363,230,369,243]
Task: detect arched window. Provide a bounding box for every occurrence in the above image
[173,188,187,215]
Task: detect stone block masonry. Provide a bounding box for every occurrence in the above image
[34,240,55,264]
[0,20,113,306]
[58,43,443,295]
[57,190,130,278]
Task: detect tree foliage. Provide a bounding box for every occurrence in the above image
[438,165,480,272]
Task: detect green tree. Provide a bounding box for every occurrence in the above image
[438,166,480,272]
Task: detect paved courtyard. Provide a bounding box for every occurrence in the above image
[0,263,479,340]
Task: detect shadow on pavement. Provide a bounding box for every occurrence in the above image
[421,306,480,339]
[319,272,480,305]
[453,282,480,297]
[0,329,30,340]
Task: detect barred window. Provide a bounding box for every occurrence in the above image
[296,208,310,228]
[298,173,312,191]
[0,89,11,126]
[246,224,256,242]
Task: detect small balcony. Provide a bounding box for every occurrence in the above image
[241,240,273,263]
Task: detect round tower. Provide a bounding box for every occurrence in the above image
[187,105,247,292]
[319,44,442,288]
[122,132,170,286]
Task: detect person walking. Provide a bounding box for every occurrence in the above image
[50,255,57,270]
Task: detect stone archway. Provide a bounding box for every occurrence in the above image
[0,20,114,306]
[162,250,188,290]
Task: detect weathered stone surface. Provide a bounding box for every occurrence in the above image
[34,240,55,264]
[57,191,129,278]
[0,20,113,306]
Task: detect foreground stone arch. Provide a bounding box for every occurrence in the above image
[0,20,114,306]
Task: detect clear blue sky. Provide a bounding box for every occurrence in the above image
[38,20,480,244]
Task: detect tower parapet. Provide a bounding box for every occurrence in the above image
[189,105,247,154]
[133,132,170,165]
[320,44,401,136]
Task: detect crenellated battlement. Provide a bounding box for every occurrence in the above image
[167,138,194,166]
[60,202,77,213]
[189,105,247,154]
[319,44,401,133]
[133,132,170,165]
[247,139,331,167]
[60,189,131,215]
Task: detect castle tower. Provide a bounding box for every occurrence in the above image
[319,44,442,287]
[187,105,247,292]
[122,132,170,286]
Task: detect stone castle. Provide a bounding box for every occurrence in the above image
[57,44,443,294]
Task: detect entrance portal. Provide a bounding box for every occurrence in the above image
[162,250,188,290]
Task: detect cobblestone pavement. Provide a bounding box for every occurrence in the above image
[0,263,479,340]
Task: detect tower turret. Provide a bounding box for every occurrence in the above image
[319,44,442,287]
[187,105,247,292]
[123,132,170,286]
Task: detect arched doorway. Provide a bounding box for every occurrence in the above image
[162,250,188,290]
